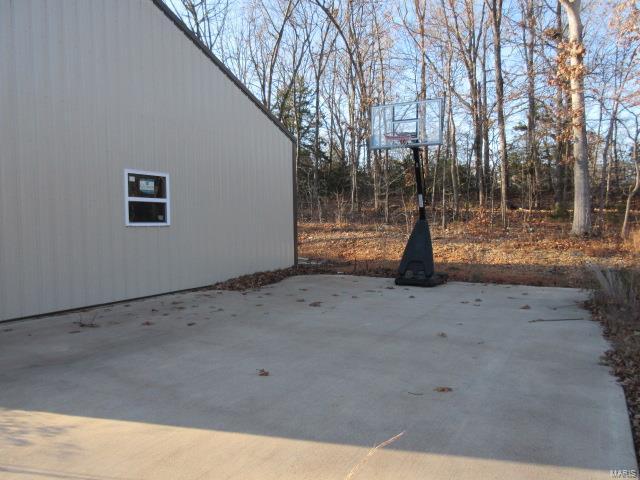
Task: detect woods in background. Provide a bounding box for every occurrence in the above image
[167,0,640,238]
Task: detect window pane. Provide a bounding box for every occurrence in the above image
[128,202,167,223]
[127,173,166,198]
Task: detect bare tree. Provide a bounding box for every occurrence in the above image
[487,0,509,225]
[245,0,300,109]
[168,0,231,56]
[439,0,487,207]
[520,0,540,210]
[596,45,638,223]
[558,0,591,235]
[305,3,337,220]
[621,109,639,239]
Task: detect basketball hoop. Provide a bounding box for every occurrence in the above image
[370,99,444,150]
[369,98,448,288]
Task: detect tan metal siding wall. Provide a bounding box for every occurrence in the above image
[0,0,295,321]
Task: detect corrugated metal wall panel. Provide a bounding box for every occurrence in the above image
[0,0,295,321]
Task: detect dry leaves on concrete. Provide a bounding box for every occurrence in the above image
[434,387,453,393]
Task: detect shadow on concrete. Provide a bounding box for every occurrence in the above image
[0,275,634,477]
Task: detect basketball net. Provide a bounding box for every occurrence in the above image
[384,133,415,145]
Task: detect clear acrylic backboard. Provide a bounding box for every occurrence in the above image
[370,98,444,149]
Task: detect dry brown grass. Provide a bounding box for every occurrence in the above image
[299,210,638,287]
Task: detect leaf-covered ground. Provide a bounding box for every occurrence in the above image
[588,270,640,461]
[299,211,638,287]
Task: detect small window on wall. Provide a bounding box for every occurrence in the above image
[124,169,170,226]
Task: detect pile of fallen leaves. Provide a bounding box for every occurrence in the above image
[211,264,335,291]
[589,268,640,460]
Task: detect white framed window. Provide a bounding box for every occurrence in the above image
[124,169,170,226]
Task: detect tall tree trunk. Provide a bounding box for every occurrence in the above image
[597,110,617,223]
[553,1,567,216]
[488,0,509,225]
[442,142,447,228]
[554,149,567,214]
[415,0,429,188]
[559,0,591,235]
[613,121,621,194]
[383,151,390,223]
[523,0,538,209]
[440,0,484,207]
[474,82,485,208]
[447,93,460,217]
[431,147,439,214]
[372,152,379,211]
[481,35,491,206]
[313,74,322,221]
[622,138,639,238]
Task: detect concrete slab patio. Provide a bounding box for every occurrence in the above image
[0,275,636,479]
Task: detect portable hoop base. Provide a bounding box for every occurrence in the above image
[395,219,448,287]
[395,147,447,288]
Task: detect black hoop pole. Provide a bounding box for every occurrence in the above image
[395,143,446,287]
[412,147,426,220]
